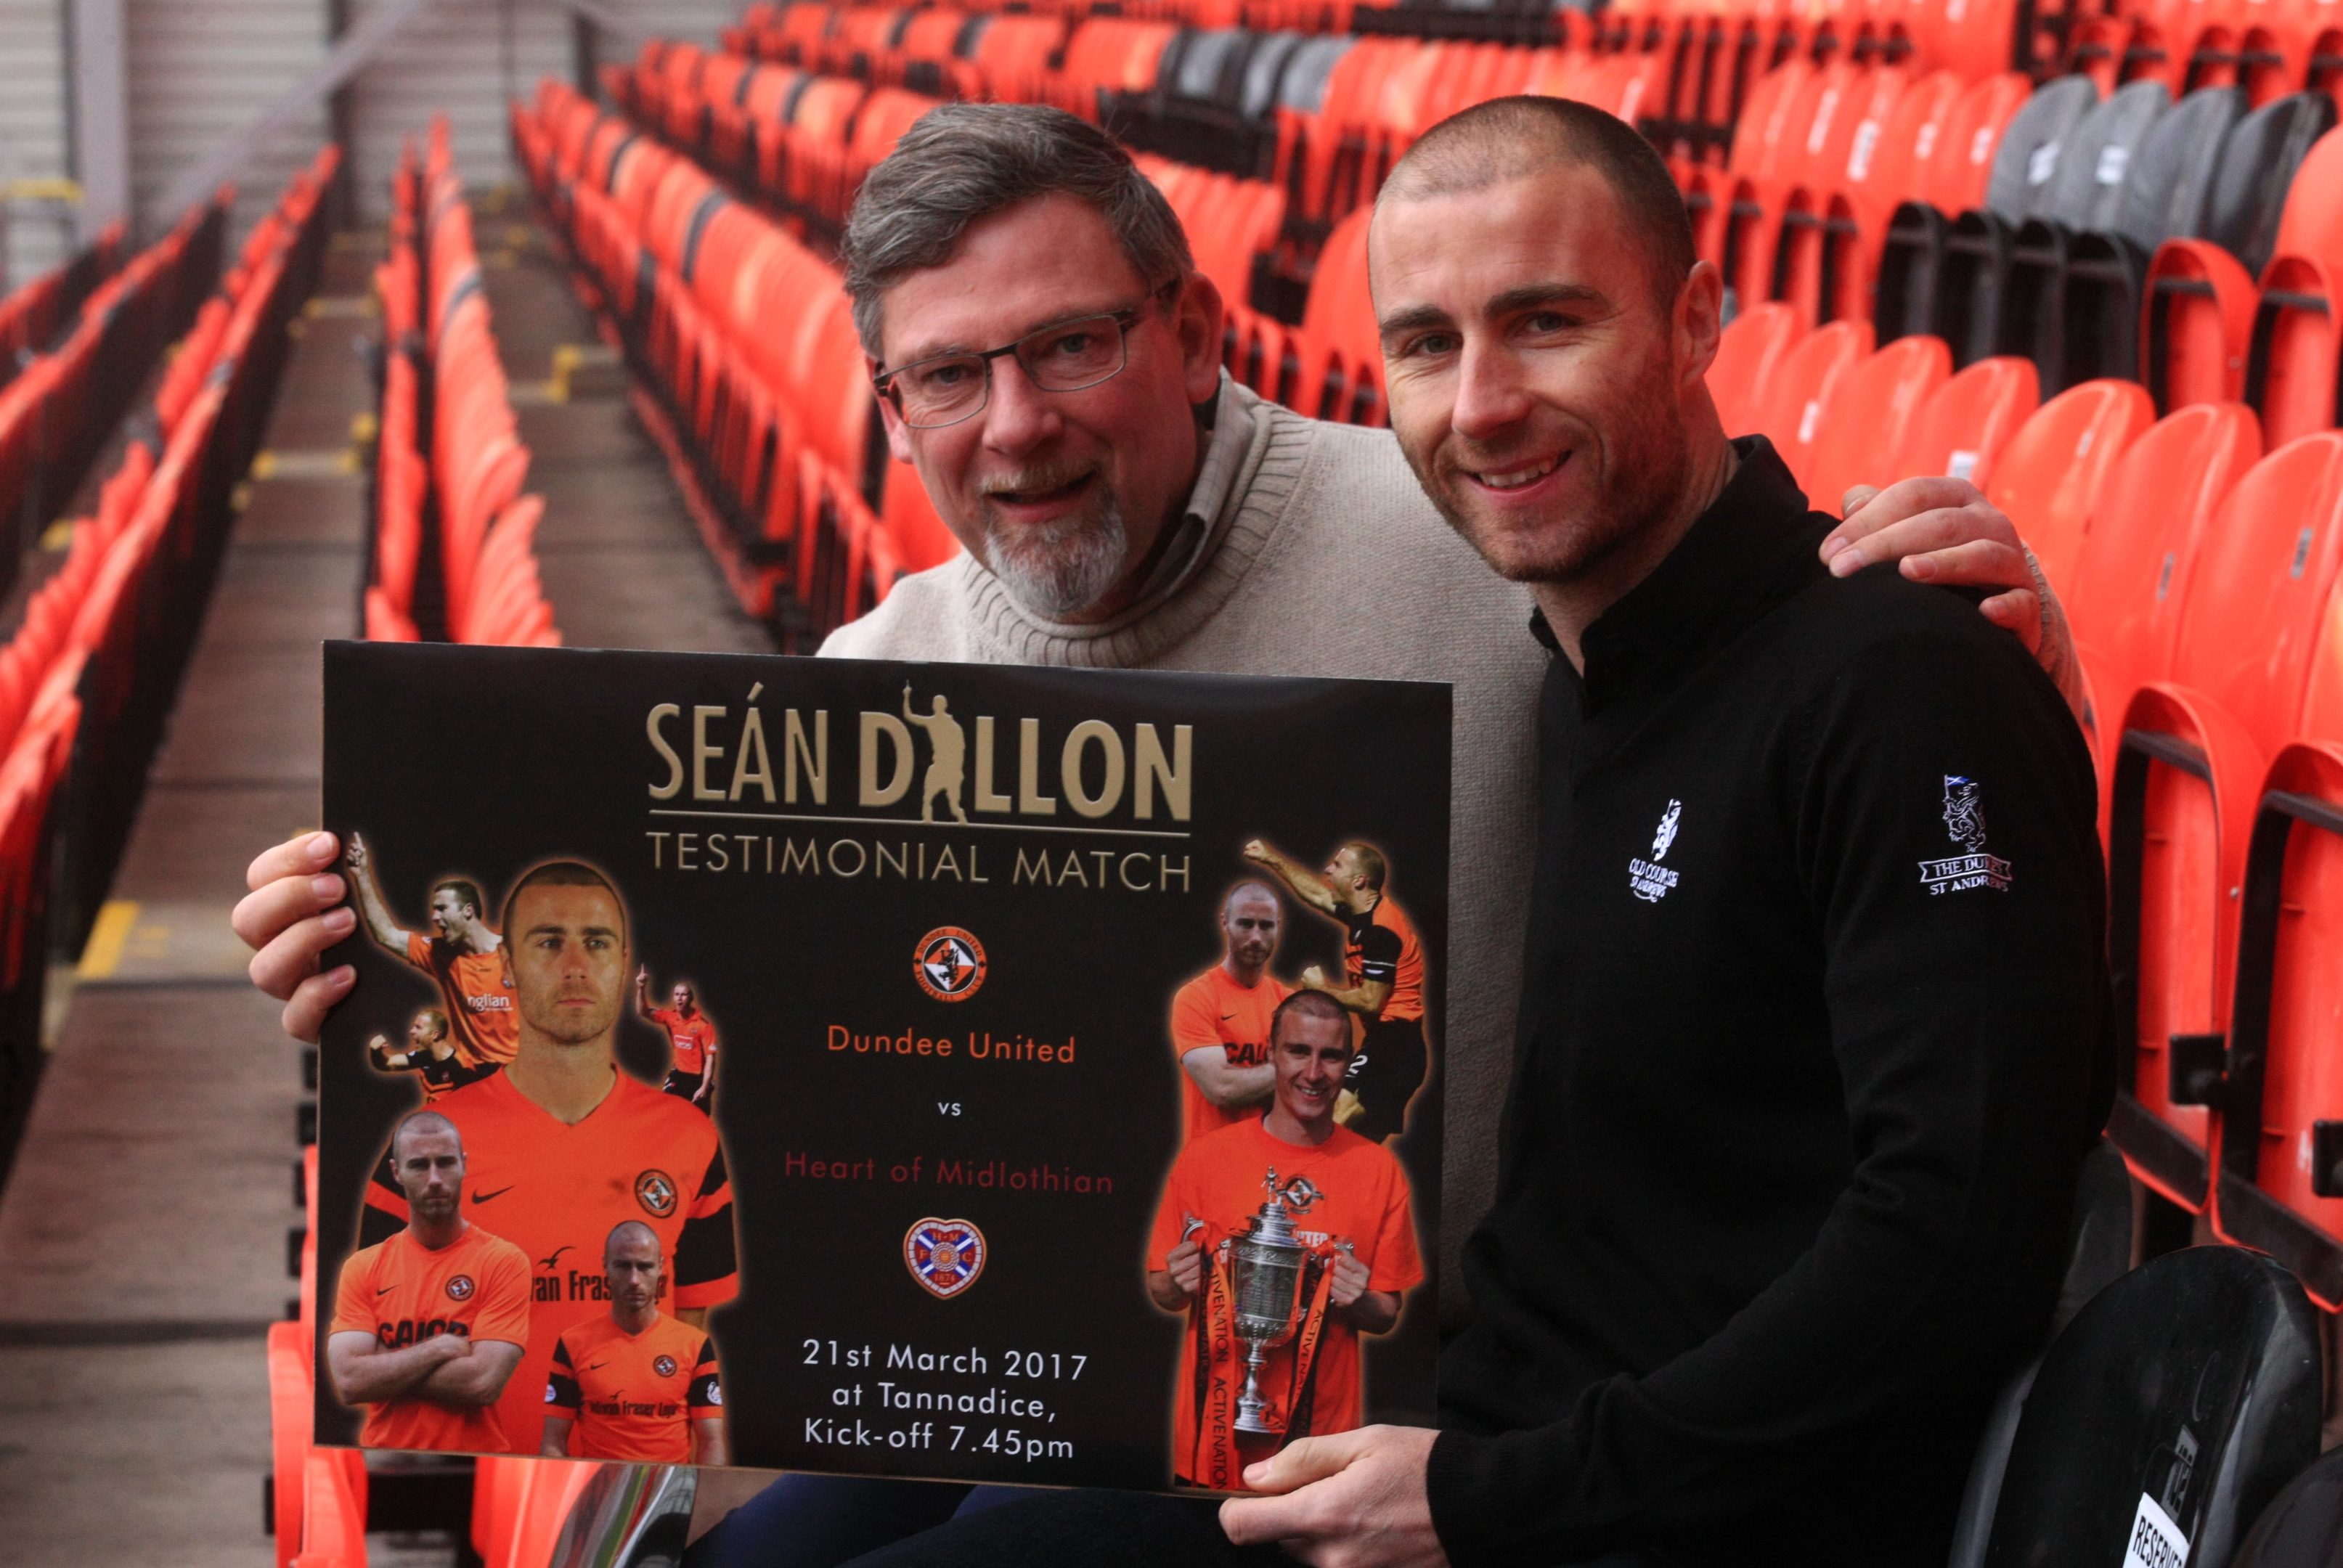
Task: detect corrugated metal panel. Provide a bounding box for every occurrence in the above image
[347,0,564,221]
[128,0,328,245]
[0,0,73,285]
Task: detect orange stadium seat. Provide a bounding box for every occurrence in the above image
[1803,332,1954,512]
[1892,351,2040,490]
[2106,430,2343,1214]
[1710,301,1804,436]
[2143,237,2262,411]
[1750,316,1874,486]
[1983,377,2159,598]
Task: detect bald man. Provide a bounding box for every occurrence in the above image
[326,1112,531,1453]
[1168,882,1292,1144]
[542,1220,728,1463]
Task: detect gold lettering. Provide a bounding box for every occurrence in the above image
[647,704,684,799]
[860,712,913,806]
[780,838,820,875]
[1013,847,1051,884]
[1018,718,1057,814]
[786,710,828,804]
[1061,720,1125,819]
[1133,724,1191,821]
[692,706,726,801]
[973,716,1011,812]
[731,707,776,802]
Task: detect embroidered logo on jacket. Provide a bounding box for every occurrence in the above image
[1918,775,2012,894]
[1629,799,1683,903]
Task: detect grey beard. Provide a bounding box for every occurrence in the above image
[982,497,1129,621]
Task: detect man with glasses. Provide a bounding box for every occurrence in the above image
[237,102,2089,1565]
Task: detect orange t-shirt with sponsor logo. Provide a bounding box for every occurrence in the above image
[1343,897,1425,1024]
[649,1007,720,1077]
[1168,966,1289,1144]
[545,1312,723,1462]
[404,931,519,1066]
[361,1068,736,1453]
[1146,1117,1423,1483]
[328,1222,533,1454]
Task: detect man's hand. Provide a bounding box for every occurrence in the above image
[1219,1425,1446,1568]
[344,832,370,873]
[233,831,356,1044]
[1821,479,2083,719]
[1242,839,1270,864]
[1327,1249,1370,1310]
[1165,1236,1203,1301]
[636,965,649,989]
[1300,964,1329,990]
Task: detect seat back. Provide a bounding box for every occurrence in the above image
[2066,401,2263,706]
[2169,431,2343,754]
[1983,75,2101,224]
[1894,354,2040,491]
[2038,79,2174,234]
[1984,377,2158,597]
[1982,1246,2320,1568]
[1709,302,1803,436]
[1804,333,1953,512]
[2117,86,2250,253]
[2230,1443,2343,1567]
[2202,90,2338,277]
[1751,317,1875,489]
[1926,71,2034,215]
[2267,123,2343,270]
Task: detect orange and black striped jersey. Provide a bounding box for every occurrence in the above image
[403,932,519,1067]
[328,1222,532,1455]
[545,1312,722,1462]
[1168,965,1289,1145]
[648,1007,719,1077]
[362,1068,737,1453]
[1343,896,1425,1024]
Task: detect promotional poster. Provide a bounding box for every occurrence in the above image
[313,642,1451,1492]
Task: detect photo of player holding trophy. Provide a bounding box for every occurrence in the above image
[1146,990,1424,1490]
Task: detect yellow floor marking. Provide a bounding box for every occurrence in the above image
[77,901,140,980]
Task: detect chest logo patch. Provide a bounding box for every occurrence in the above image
[445,1275,475,1302]
[635,1168,679,1217]
[1919,775,2013,895]
[904,1217,987,1299]
[653,1355,678,1378]
[1628,799,1684,903]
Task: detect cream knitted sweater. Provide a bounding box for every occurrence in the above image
[823,380,1547,1304]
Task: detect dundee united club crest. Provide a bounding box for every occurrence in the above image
[1918,775,2012,894]
[445,1274,475,1301]
[903,1217,987,1299]
[653,1355,677,1378]
[913,927,987,1003]
[635,1168,679,1217]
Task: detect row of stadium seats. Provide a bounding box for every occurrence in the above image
[0,147,335,1175]
[0,225,123,391]
[0,203,224,609]
[515,76,956,646]
[366,122,561,648]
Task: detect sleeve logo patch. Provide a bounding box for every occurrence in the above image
[1919,775,2011,894]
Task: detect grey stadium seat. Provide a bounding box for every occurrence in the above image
[2201,90,2337,278]
[1983,74,2103,224]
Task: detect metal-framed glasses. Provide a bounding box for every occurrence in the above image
[873,283,1176,430]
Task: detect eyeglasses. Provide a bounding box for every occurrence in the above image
[873,282,1178,430]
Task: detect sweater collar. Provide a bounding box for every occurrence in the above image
[1534,436,1820,712]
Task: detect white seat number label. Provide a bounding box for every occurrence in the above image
[2122,1493,2190,1568]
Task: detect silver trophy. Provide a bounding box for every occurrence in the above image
[1228,1169,1322,1435]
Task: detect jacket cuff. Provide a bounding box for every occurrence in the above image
[1426,1427,1501,1566]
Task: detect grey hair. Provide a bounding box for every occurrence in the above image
[842,103,1194,359]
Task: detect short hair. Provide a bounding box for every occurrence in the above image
[415,1008,450,1041]
[1271,989,1353,1048]
[431,878,484,920]
[841,102,1194,359]
[391,1109,460,1161]
[1221,879,1280,915]
[500,860,627,938]
[1340,842,1388,892]
[606,1220,661,1261]
[1380,96,1695,307]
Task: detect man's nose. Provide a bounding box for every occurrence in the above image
[1449,338,1534,445]
[978,356,1063,456]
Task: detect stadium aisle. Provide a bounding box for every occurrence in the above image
[0,205,770,1568]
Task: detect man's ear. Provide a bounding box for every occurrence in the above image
[499,944,515,989]
[1172,271,1226,404]
[870,357,917,464]
[1678,260,1725,390]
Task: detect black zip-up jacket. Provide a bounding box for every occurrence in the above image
[1426,438,2114,1566]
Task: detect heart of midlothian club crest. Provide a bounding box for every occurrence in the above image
[903,1217,987,1299]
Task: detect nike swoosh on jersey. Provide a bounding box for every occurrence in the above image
[377,1285,396,1296]
[587,1362,607,1371]
[471,1185,516,1204]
